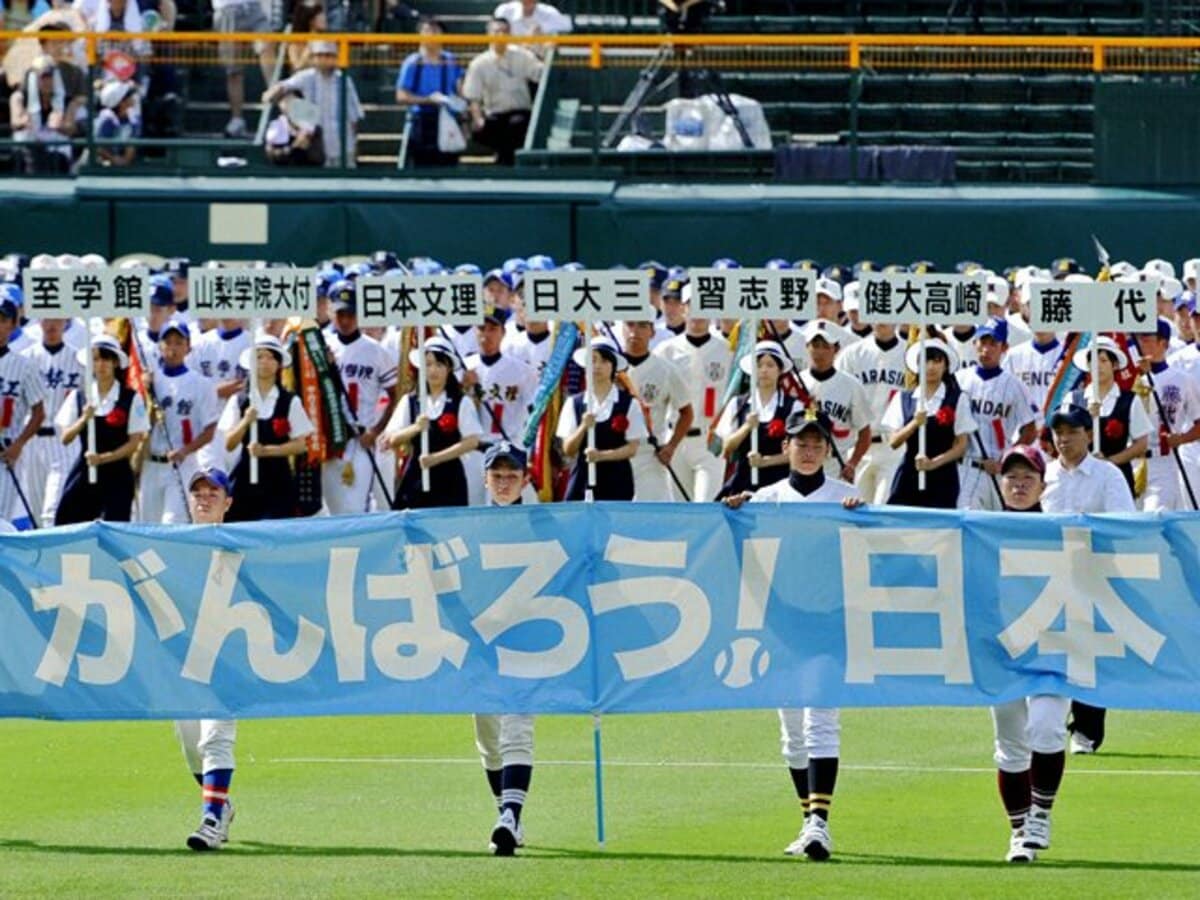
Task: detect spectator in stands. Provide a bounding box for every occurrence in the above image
[462,18,544,166]
[263,41,363,168]
[213,0,277,139]
[288,0,327,72]
[93,80,139,167]
[73,0,151,60]
[264,87,325,166]
[492,0,571,36]
[395,16,464,168]
[138,0,184,143]
[10,53,86,174]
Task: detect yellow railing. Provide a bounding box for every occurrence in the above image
[13,30,1200,74]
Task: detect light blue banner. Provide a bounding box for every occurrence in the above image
[1,504,1198,720]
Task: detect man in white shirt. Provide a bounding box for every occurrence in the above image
[724,407,862,863]
[462,18,544,164]
[1133,318,1200,512]
[493,0,572,36]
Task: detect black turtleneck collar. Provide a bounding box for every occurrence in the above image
[667,322,686,335]
[43,342,65,355]
[853,325,873,338]
[528,329,550,344]
[789,469,826,496]
[808,366,836,382]
[479,351,502,366]
[0,345,8,359]
[336,330,361,345]
[685,333,711,349]
[1003,502,1043,513]
[625,351,649,367]
[874,335,899,352]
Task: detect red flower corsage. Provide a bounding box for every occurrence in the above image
[934,407,955,427]
[271,417,289,438]
[610,414,629,434]
[766,418,786,439]
[1104,418,1125,440]
[104,408,128,428]
[437,412,458,432]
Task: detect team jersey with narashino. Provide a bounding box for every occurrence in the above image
[834,334,907,431]
[328,330,398,430]
[22,341,84,423]
[748,472,860,505]
[654,332,733,429]
[955,364,1037,460]
[625,351,691,444]
[1002,337,1067,419]
[503,327,555,376]
[798,367,872,467]
[149,364,219,457]
[0,345,47,441]
[465,351,538,446]
[192,326,252,383]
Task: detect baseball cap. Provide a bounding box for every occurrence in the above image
[454,262,482,276]
[1109,260,1139,282]
[1145,270,1183,300]
[712,257,740,270]
[1144,257,1176,280]
[792,259,821,272]
[79,333,129,369]
[955,259,983,275]
[842,281,860,313]
[159,318,190,342]
[815,278,842,302]
[371,250,401,272]
[662,277,687,301]
[501,257,527,276]
[1182,290,1198,315]
[1051,257,1083,279]
[909,260,937,274]
[329,280,356,313]
[239,333,291,370]
[163,257,190,278]
[639,260,669,289]
[764,258,792,271]
[572,335,628,372]
[1000,444,1046,478]
[0,296,18,320]
[738,340,794,376]
[526,254,556,271]
[0,282,23,308]
[852,259,877,280]
[482,301,510,326]
[1183,258,1200,282]
[483,440,528,470]
[801,318,847,346]
[483,268,506,287]
[309,39,337,55]
[975,316,1009,344]
[149,274,175,307]
[409,257,444,276]
[1047,399,1092,431]
[785,405,834,442]
[188,467,231,494]
[821,263,850,285]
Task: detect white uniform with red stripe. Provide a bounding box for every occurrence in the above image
[955,365,1037,510]
[1139,362,1200,511]
[1002,337,1067,427]
[465,351,538,449]
[0,344,48,524]
[798,368,872,479]
[835,335,906,503]
[625,351,691,501]
[21,341,85,525]
[324,331,398,515]
[141,366,220,524]
[655,332,732,502]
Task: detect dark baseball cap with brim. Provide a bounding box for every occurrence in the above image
[483,441,528,470]
[785,407,834,442]
[1001,444,1046,477]
[1047,401,1093,431]
[160,319,190,342]
[188,467,231,493]
[0,297,18,319]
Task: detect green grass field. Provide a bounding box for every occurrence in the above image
[3,708,1198,898]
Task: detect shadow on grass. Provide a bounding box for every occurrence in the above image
[1082,751,1200,763]
[3,839,1199,873]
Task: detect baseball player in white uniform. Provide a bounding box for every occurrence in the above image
[323,284,398,514]
[176,467,239,851]
[1002,330,1067,425]
[622,318,694,501]
[140,320,220,524]
[0,294,47,528]
[503,318,555,377]
[655,307,732,502]
[464,306,538,450]
[724,407,863,862]
[797,319,872,483]
[955,318,1038,510]
[1134,318,1200,511]
[192,318,251,401]
[835,321,906,503]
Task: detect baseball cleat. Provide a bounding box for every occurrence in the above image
[1006,829,1037,863]
[1070,733,1096,755]
[490,809,519,856]
[783,823,808,857]
[798,817,832,861]
[1022,809,1052,850]
[218,799,235,843]
[186,814,224,851]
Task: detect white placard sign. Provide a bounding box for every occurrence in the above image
[523,270,651,322]
[356,275,484,326]
[22,268,149,319]
[1027,280,1160,333]
[187,268,318,319]
[857,273,988,326]
[686,268,816,319]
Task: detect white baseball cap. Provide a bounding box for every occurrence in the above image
[842,280,860,313]
[801,318,848,346]
[815,278,843,302]
[1183,258,1200,282]
[1144,258,1177,280]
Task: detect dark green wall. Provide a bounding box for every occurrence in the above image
[1095,81,1200,186]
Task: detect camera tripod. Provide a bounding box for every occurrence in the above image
[601,42,754,150]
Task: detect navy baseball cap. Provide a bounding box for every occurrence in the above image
[640,260,669,289]
[501,257,527,276]
[164,257,190,277]
[975,317,1009,344]
[483,440,528,470]
[526,254,556,271]
[1052,257,1083,279]
[482,301,510,326]
[188,467,231,493]
[662,277,687,300]
[0,282,23,307]
[483,268,506,286]
[785,406,834,442]
[712,257,740,270]
[1048,400,1092,431]
[821,263,850,285]
[909,260,938,274]
[372,250,401,272]
[329,280,356,313]
[764,258,792,270]
[0,296,17,319]
[792,259,821,272]
[149,274,175,307]
[160,318,190,341]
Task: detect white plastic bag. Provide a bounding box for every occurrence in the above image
[437,106,467,154]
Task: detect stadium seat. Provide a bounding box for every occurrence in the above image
[907,75,969,104]
[902,103,959,132]
[1027,75,1092,104]
[855,102,903,132]
[859,75,909,104]
[966,75,1029,105]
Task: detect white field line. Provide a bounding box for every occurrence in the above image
[268,757,1200,777]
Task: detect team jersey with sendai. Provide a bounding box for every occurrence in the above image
[329,331,399,431]
[654,333,732,430]
[955,365,1036,460]
[1002,338,1066,420]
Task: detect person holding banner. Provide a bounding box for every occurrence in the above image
[175,467,239,852]
[139,320,220,525]
[54,334,148,525]
[387,334,482,509]
[218,333,315,522]
[723,406,862,862]
[1068,337,1150,499]
[1133,319,1200,513]
[558,336,646,502]
[473,440,537,856]
[882,339,976,509]
[716,340,795,497]
[0,293,47,529]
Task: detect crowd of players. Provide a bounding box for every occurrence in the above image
[1,248,1196,861]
